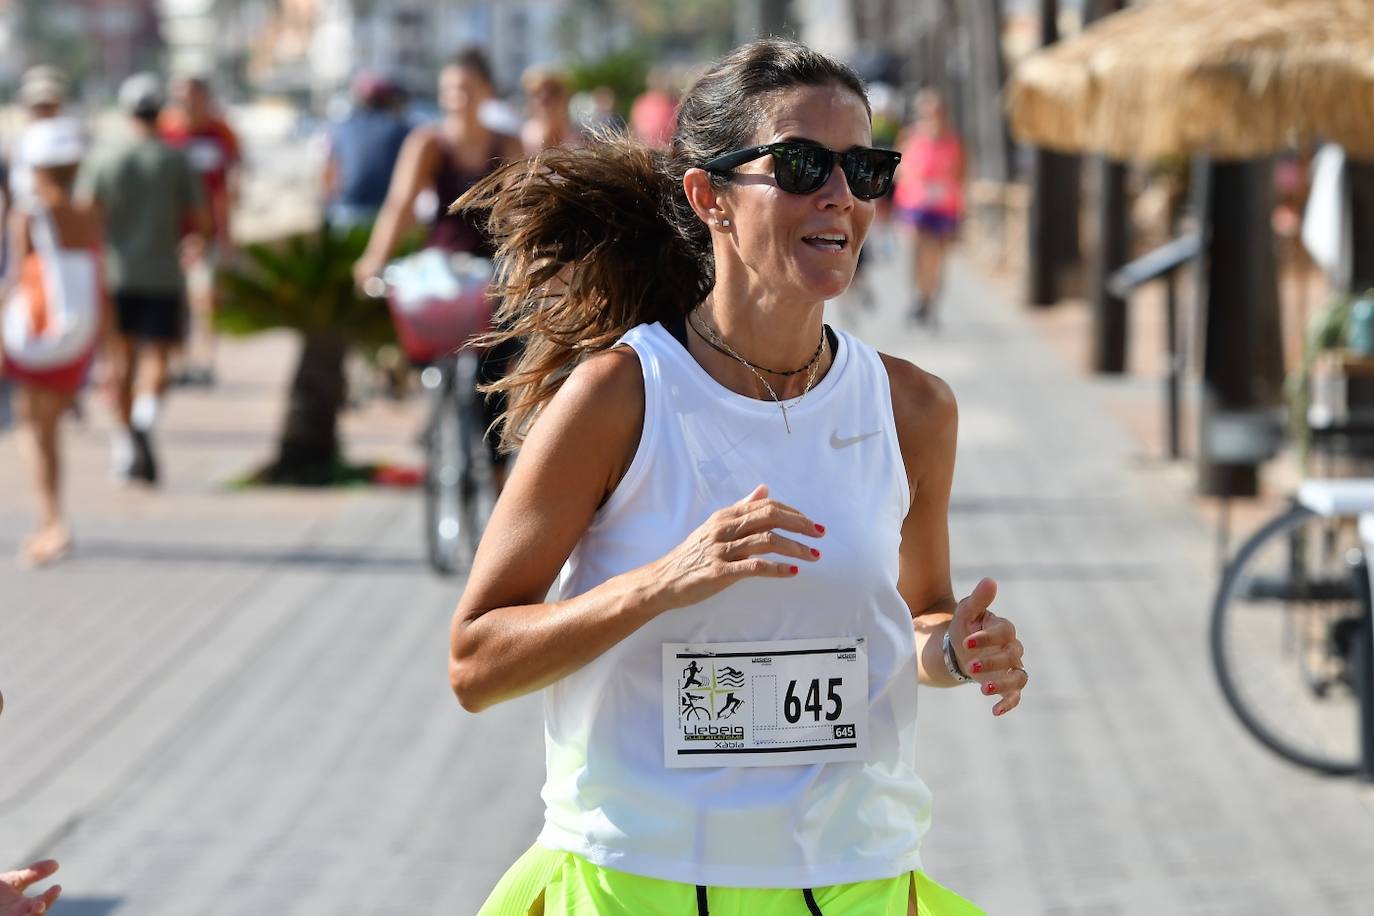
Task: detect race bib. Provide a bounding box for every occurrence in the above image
[662,637,870,768]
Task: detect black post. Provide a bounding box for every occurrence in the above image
[1196,158,1285,497]
[1165,268,1183,459]
[1026,0,1082,307]
[1087,0,1128,371]
[1349,161,1374,293]
[1092,157,1130,372]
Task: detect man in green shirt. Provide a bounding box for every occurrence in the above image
[77,72,209,485]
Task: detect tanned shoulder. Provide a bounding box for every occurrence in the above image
[544,345,645,504]
[877,352,958,496]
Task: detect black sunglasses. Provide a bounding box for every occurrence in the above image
[703,142,901,201]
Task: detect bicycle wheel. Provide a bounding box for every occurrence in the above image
[454,351,497,565]
[424,365,465,576]
[1211,505,1365,776]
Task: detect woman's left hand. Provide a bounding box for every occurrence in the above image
[947,578,1026,716]
[0,860,61,916]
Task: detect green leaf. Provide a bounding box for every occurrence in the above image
[215,224,419,346]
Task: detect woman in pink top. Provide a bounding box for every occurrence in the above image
[894,90,964,329]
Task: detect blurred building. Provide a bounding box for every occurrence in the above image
[234,0,580,104]
[160,0,271,90]
[0,0,163,97]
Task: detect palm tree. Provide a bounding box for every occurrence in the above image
[216,224,403,484]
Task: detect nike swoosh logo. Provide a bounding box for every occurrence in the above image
[830,430,880,449]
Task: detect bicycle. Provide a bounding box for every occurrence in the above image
[416,350,496,575]
[365,250,496,575]
[1210,479,1374,778]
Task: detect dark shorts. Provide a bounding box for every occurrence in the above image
[114,291,185,343]
[898,207,960,238]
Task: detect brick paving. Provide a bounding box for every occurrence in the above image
[1,235,1373,914]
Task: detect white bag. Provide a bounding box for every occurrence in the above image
[1302,144,1351,288]
[1,206,100,371]
[382,249,493,363]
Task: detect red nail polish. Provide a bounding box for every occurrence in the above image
[983,682,996,695]
[966,638,977,650]
[810,548,820,558]
[789,565,799,574]
[969,661,983,674]
[814,524,826,534]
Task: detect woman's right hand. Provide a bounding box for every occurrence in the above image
[648,484,825,612]
[353,254,384,293]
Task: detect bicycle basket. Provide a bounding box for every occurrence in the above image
[383,249,493,363]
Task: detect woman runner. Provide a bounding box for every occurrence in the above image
[450,39,1027,915]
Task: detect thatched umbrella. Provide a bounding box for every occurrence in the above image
[1006,0,1374,160]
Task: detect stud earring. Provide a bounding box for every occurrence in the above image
[720,217,731,228]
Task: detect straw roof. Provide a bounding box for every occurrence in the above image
[1005,0,1374,160]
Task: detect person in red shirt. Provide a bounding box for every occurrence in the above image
[629,68,678,150]
[158,75,240,385]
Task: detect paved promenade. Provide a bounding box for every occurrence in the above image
[2,241,1374,914]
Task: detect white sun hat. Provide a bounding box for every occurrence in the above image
[20,117,86,169]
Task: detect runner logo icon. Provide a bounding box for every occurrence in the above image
[677,661,746,724]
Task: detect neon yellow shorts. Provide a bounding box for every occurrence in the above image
[478,844,986,916]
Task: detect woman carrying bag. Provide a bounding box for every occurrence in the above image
[1,117,104,567]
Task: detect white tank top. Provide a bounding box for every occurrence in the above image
[537,321,931,888]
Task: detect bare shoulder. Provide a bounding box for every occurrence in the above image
[400,125,441,160]
[877,352,957,439]
[526,344,645,503]
[554,345,644,425]
[877,352,957,497]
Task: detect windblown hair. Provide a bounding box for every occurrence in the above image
[455,39,868,450]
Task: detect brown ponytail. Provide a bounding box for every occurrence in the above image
[455,133,711,450]
[455,39,869,451]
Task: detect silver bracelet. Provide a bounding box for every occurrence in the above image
[942,630,974,683]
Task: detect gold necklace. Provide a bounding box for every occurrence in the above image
[690,314,827,434]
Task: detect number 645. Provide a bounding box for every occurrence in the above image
[784,677,843,723]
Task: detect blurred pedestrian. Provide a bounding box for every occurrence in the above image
[519,67,582,155]
[453,38,1020,914]
[629,68,677,149]
[1,117,104,568]
[894,89,965,329]
[77,73,209,487]
[0,137,12,432]
[158,75,240,386]
[4,67,69,436]
[9,66,69,209]
[323,70,410,230]
[354,47,523,491]
[0,859,61,916]
[581,85,625,136]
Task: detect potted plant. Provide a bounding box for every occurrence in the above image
[216,224,407,485]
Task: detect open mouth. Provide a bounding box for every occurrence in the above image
[802,233,848,253]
